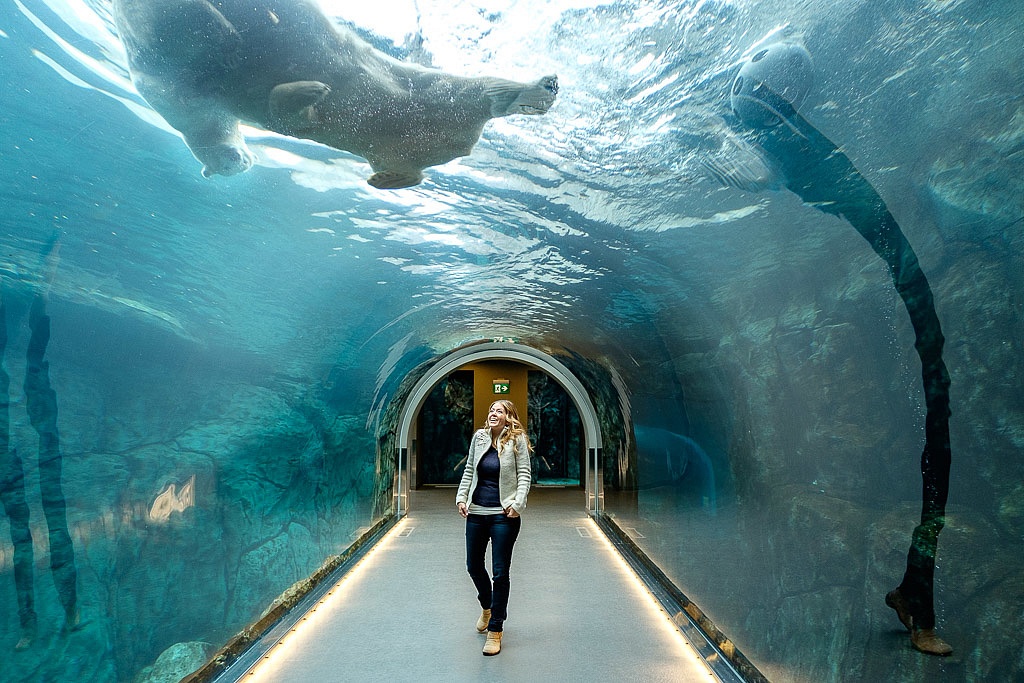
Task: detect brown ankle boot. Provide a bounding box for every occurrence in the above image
[911,628,953,656]
[885,589,913,631]
[482,630,502,656]
[476,609,491,633]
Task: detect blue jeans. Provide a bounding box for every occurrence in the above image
[465,513,522,632]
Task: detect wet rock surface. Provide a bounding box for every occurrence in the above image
[1,348,377,681]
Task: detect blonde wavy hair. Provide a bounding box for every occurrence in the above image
[484,399,534,452]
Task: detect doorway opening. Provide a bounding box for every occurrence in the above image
[416,368,583,487]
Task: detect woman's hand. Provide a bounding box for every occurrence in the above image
[505,506,520,518]
[457,502,469,518]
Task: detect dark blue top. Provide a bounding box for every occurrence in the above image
[471,445,501,507]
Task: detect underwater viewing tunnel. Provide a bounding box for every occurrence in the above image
[2,0,1023,681]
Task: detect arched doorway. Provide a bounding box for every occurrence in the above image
[395,342,604,515]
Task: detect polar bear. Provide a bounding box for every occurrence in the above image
[112,0,558,188]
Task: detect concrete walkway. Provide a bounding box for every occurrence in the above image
[245,488,715,682]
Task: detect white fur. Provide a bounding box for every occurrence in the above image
[112,0,558,187]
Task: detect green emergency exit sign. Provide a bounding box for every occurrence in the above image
[492,379,510,394]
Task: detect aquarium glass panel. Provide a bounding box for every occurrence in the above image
[1,0,1020,681]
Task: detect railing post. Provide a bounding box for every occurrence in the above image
[395,447,408,517]
[588,447,603,514]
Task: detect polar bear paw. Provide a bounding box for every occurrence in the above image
[199,143,256,177]
[367,169,425,189]
[486,74,559,118]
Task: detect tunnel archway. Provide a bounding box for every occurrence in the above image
[395,342,604,515]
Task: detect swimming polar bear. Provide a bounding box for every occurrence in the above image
[112,0,558,188]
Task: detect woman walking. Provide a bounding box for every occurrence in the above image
[455,399,532,656]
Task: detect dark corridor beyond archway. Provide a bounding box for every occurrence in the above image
[417,369,582,487]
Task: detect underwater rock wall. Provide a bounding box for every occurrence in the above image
[606,2,1024,677]
[1,312,378,681]
[614,144,1024,683]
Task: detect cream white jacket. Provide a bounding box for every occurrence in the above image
[456,429,532,514]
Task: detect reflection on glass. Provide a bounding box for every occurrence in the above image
[527,371,582,486]
[1,237,80,651]
[148,474,196,523]
[635,426,716,512]
[731,41,953,656]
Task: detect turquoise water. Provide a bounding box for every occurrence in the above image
[1,0,1022,680]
